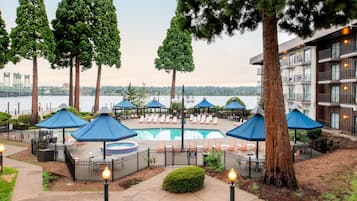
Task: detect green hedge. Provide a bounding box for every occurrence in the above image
[162,166,205,193]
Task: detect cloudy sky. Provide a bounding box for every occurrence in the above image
[0,0,295,87]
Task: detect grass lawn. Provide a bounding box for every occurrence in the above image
[0,138,29,147]
[0,167,18,201]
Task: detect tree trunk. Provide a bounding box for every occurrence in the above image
[74,56,80,111]
[31,56,39,124]
[68,58,74,107]
[170,69,176,107]
[94,64,102,113]
[262,14,298,189]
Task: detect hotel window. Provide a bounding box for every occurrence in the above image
[303,49,311,63]
[304,67,311,82]
[289,53,297,66]
[332,42,340,58]
[331,113,339,129]
[331,86,340,103]
[289,87,294,99]
[303,85,310,101]
[289,70,294,83]
[331,64,340,80]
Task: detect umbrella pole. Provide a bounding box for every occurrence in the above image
[294,129,297,144]
[63,128,65,144]
[103,141,106,160]
[256,141,259,159]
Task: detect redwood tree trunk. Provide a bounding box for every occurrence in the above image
[74,56,80,111]
[262,15,298,189]
[94,64,102,113]
[31,56,39,124]
[68,58,74,107]
[170,69,176,107]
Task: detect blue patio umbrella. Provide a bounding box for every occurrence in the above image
[226,107,265,159]
[224,100,245,110]
[286,109,323,144]
[35,105,88,144]
[145,99,165,108]
[113,99,136,119]
[194,98,215,108]
[71,107,137,160]
[114,99,136,109]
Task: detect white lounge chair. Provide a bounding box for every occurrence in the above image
[212,117,218,125]
[172,116,178,124]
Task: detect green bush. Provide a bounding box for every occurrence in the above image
[204,149,224,172]
[162,166,205,193]
[17,114,32,124]
[0,112,11,123]
[42,171,58,191]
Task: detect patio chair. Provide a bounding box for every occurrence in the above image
[188,141,197,152]
[139,116,144,123]
[165,116,171,124]
[203,141,211,153]
[227,140,238,152]
[172,141,181,152]
[172,116,178,124]
[212,117,218,125]
[156,141,166,153]
[191,116,197,124]
[160,115,166,124]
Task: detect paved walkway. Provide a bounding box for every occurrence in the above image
[4,145,262,201]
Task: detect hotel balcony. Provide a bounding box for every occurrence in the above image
[318,48,331,61]
[295,93,311,102]
[257,68,264,75]
[318,93,340,105]
[318,71,331,82]
[340,94,357,105]
[341,40,357,57]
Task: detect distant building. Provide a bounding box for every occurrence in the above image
[251,22,357,135]
[305,24,357,133]
[250,38,317,120]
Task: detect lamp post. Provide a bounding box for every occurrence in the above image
[181,85,185,151]
[102,166,111,201]
[228,168,238,201]
[0,144,5,174]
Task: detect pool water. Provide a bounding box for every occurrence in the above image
[107,142,135,149]
[132,128,225,141]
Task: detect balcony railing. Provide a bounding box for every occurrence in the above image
[341,41,357,55]
[303,75,312,83]
[340,94,357,104]
[318,48,331,60]
[295,93,311,102]
[318,93,330,102]
[257,68,264,75]
[341,69,355,80]
[319,71,331,81]
[294,74,303,83]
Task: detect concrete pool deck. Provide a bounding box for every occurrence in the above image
[71,118,258,160]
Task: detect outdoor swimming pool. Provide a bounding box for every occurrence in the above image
[132,128,225,141]
[101,141,139,154]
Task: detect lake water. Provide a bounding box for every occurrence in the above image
[0,95,259,115]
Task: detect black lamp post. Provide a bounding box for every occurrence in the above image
[181,85,185,151]
[102,166,111,201]
[0,144,5,174]
[228,168,238,201]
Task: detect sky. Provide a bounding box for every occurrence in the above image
[0,0,295,87]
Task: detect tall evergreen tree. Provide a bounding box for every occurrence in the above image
[155,13,194,107]
[10,0,56,123]
[178,0,357,189]
[90,0,121,113]
[52,0,93,111]
[0,11,9,68]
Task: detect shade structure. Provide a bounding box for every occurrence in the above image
[113,99,136,109]
[113,99,136,120]
[194,98,215,108]
[226,111,265,159]
[145,99,165,108]
[71,108,137,159]
[35,108,88,144]
[224,100,245,110]
[286,109,323,144]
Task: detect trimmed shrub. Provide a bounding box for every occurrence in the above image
[162,166,205,193]
[204,150,224,172]
[0,112,11,123]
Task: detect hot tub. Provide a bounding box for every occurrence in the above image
[101,141,139,154]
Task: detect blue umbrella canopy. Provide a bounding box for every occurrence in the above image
[72,107,137,159]
[194,98,215,108]
[71,114,137,142]
[226,108,265,159]
[114,99,136,109]
[224,100,245,110]
[286,109,323,130]
[35,108,88,129]
[226,113,265,141]
[145,99,165,108]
